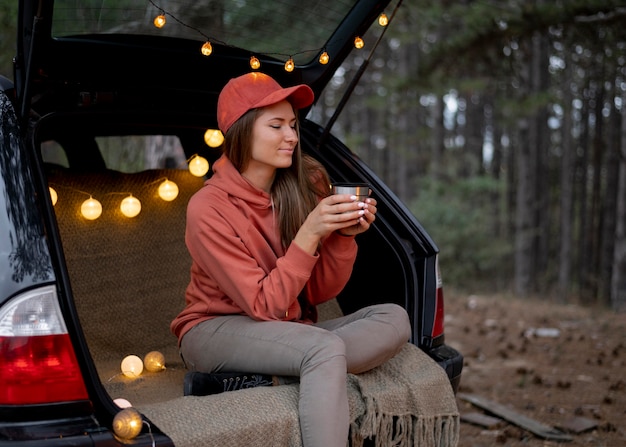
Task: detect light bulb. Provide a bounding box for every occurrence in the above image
[378,13,389,26]
[188,155,209,177]
[121,355,144,378]
[81,197,102,220]
[354,37,364,49]
[158,179,179,202]
[153,14,166,28]
[144,351,166,372]
[250,56,260,69]
[319,51,330,65]
[114,398,133,408]
[113,407,143,440]
[204,128,224,148]
[120,195,141,218]
[284,57,295,72]
[49,187,58,206]
[201,41,213,56]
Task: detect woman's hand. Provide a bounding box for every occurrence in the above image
[293,194,377,254]
[336,196,377,237]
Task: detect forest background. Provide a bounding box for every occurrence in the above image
[1,0,625,311]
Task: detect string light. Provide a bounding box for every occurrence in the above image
[158,179,179,201]
[81,197,102,220]
[284,57,295,72]
[49,187,58,206]
[144,351,166,372]
[153,13,166,28]
[149,0,379,71]
[354,37,364,49]
[49,173,189,219]
[201,41,213,56]
[204,129,224,148]
[188,154,210,177]
[378,13,389,26]
[114,398,133,408]
[120,195,142,218]
[113,408,143,440]
[121,355,144,378]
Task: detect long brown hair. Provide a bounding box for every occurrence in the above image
[223,107,330,248]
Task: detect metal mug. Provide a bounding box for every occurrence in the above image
[331,182,370,202]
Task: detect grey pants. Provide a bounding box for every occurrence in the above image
[179,303,411,447]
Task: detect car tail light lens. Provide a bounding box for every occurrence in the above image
[0,285,88,405]
[431,255,445,338]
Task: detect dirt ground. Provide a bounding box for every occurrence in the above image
[444,291,626,447]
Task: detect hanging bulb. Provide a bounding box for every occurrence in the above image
[113,408,143,440]
[153,14,166,28]
[284,57,295,72]
[319,51,330,65]
[204,128,224,148]
[81,197,102,220]
[49,187,58,206]
[250,56,261,70]
[188,155,209,177]
[201,41,213,56]
[158,179,179,202]
[378,13,389,26]
[354,37,364,49]
[120,195,141,218]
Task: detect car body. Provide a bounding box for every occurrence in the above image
[1,0,462,445]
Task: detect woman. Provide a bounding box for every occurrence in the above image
[171,72,411,447]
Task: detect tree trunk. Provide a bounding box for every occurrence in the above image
[612,89,626,312]
[515,114,534,296]
[600,84,620,304]
[558,50,574,301]
[533,32,550,290]
[514,32,544,296]
[577,96,591,300]
[432,95,445,182]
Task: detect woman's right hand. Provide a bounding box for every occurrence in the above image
[292,194,367,254]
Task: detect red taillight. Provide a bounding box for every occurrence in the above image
[0,334,88,404]
[432,287,445,338]
[431,255,445,338]
[0,286,88,405]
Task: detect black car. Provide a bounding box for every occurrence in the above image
[1,0,462,445]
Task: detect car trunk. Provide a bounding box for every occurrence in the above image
[4,0,462,444]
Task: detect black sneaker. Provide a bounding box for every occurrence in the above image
[183,371,275,396]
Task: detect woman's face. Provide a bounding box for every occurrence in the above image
[246,100,298,176]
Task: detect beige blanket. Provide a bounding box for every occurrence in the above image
[139,343,459,447]
[348,343,459,447]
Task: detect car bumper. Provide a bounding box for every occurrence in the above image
[429,344,464,394]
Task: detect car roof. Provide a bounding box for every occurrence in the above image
[16,0,393,120]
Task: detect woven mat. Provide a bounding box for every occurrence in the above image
[139,344,459,447]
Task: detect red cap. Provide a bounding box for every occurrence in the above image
[217,72,314,133]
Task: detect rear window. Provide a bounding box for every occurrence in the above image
[51,0,357,65]
[42,135,187,172]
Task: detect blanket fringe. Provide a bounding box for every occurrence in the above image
[350,411,459,447]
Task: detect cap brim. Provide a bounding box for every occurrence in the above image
[252,84,314,111]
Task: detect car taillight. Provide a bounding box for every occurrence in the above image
[431,255,445,338]
[0,285,88,405]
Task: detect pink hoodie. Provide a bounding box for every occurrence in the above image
[171,155,358,342]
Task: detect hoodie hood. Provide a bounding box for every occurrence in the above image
[207,154,272,209]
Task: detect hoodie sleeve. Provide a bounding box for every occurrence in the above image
[185,197,319,321]
[304,232,358,306]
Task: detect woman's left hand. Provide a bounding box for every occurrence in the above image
[337,197,377,236]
